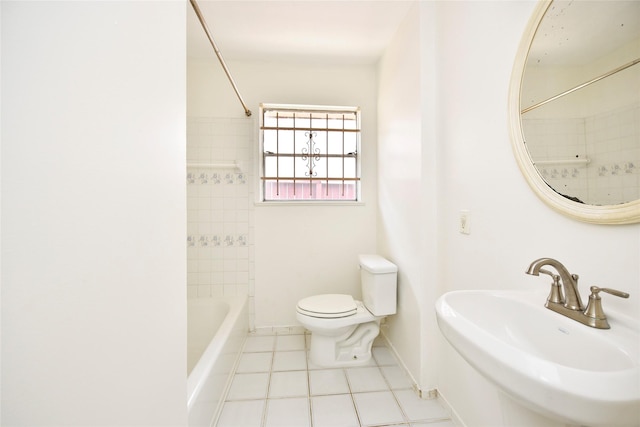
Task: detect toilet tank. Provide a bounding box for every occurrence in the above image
[358,254,397,316]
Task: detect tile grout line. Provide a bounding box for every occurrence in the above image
[344,364,365,427]
[377,349,411,426]
[305,336,313,427]
[261,335,278,427]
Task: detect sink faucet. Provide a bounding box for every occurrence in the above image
[526,258,584,311]
[526,258,629,329]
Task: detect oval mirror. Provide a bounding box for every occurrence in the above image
[510,0,640,224]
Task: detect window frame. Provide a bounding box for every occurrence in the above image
[258,103,362,204]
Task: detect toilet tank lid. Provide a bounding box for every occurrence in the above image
[358,254,398,273]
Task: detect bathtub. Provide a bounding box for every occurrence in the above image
[187,296,248,427]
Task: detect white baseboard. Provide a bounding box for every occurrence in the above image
[379,330,433,398]
[437,389,466,427]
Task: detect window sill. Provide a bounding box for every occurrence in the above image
[254,200,366,207]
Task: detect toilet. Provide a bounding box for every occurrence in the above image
[296,254,397,367]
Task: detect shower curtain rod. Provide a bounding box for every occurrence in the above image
[521,57,640,114]
[190,0,252,117]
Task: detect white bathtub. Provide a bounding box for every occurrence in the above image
[187,296,248,427]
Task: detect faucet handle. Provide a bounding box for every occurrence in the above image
[537,269,564,304]
[590,286,629,299]
[583,286,630,329]
[548,275,564,304]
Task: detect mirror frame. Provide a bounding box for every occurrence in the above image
[509,0,640,225]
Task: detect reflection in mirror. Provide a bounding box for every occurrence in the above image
[520,0,640,206]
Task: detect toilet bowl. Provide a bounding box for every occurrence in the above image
[296,255,397,368]
[296,295,381,367]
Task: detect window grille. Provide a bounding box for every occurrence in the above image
[259,104,361,201]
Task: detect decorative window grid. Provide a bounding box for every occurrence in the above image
[259,104,361,201]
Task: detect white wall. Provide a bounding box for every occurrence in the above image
[376,1,640,426]
[188,58,379,329]
[1,2,187,425]
[377,1,442,393]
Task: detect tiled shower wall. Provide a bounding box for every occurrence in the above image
[584,104,639,205]
[187,117,256,326]
[522,117,590,202]
[522,102,639,205]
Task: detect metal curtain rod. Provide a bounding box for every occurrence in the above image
[189,0,252,117]
[521,57,640,114]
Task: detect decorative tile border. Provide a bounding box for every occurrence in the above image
[187,172,247,185]
[187,234,249,247]
[596,161,636,177]
[539,167,582,180]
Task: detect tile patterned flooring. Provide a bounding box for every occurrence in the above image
[215,333,455,427]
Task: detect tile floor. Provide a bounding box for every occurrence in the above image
[216,332,455,427]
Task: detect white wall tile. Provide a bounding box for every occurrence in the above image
[187,117,255,305]
[522,103,639,205]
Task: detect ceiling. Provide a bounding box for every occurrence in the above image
[187,1,640,68]
[187,0,415,64]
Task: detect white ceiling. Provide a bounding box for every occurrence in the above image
[187,1,640,68]
[187,0,415,64]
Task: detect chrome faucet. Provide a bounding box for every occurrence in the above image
[526,258,629,329]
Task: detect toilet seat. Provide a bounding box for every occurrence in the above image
[296,294,358,318]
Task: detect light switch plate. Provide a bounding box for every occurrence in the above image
[460,210,471,235]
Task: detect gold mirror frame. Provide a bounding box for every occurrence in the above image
[509,0,640,225]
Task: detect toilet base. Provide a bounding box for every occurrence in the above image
[308,320,381,368]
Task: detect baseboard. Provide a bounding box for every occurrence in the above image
[378,330,437,399]
[437,389,466,427]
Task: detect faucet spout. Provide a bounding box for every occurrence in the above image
[526,258,585,311]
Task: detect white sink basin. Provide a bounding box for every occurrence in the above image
[435,290,640,427]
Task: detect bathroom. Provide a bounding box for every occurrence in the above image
[2,0,639,426]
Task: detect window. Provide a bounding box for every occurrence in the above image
[259,104,361,201]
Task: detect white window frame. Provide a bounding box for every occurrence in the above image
[258,103,362,204]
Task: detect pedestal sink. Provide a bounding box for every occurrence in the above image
[435,290,640,427]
